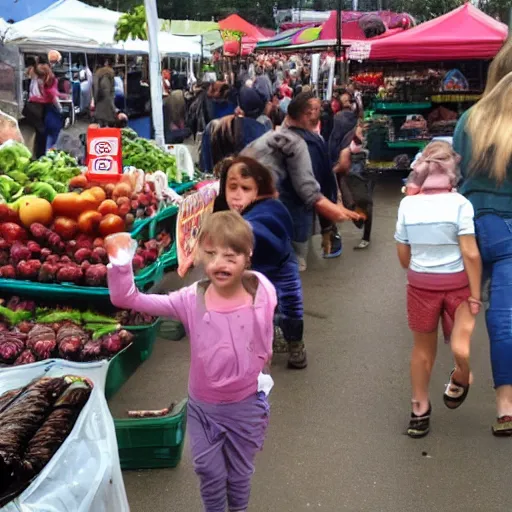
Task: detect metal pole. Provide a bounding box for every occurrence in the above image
[200,35,204,78]
[144,0,165,147]
[509,7,512,36]
[336,0,343,81]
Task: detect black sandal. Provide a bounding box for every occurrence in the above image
[407,404,431,438]
[443,369,470,409]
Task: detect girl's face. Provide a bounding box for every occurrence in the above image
[225,164,259,213]
[201,239,247,291]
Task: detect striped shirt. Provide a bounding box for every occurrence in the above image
[395,192,475,274]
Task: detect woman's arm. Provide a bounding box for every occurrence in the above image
[396,243,411,269]
[459,234,482,301]
[333,147,351,174]
[108,263,189,325]
[315,195,360,222]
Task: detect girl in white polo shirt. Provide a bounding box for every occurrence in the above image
[395,141,482,438]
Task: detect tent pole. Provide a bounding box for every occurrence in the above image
[200,35,204,77]
[124,54,128,112]
[144,0,165,147]
[336,0,343,81]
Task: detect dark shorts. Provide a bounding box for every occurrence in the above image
[407,284,470,336]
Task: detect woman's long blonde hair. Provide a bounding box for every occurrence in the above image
[483,38,512,97]
[467,71,512,182]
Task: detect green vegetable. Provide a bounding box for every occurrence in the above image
[36,310,82,324]
[0,305,32,325]
[81,311,118,324]
[25,182,58,202]
[121,132,180,182]
[0,142,31,173]
[0,175,22,202]
[92,324,120,340]
[6,170,30,186]
[26,159,52,180]
[42,178,67,193]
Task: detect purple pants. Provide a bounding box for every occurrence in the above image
[187,392,270,512]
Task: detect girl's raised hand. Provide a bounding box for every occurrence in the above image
[105,232,137,266]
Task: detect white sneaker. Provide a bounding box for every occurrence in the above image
[354,240,370,250]
[297,256,307,272]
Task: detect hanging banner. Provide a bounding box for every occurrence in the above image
[176,183,219,269]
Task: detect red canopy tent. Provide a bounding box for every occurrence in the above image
[320,10,412,41]
[368,4,507,61]
[219,14,274,56]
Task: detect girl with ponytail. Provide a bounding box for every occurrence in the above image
[395,140,482,438]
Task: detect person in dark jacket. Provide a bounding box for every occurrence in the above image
[199,88,270,173]
[199,114,269,173]
[328,92,358,165]
[286,92,342,258]
[214,155,307,369]
[334,123,374,250]
[93,60,116,126]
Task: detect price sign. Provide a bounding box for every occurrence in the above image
[86,127,122,182]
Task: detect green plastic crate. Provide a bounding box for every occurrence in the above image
[115,398,188,470]
[105,319,161,400]
[0,260,163,299]
[0,217,163,299]
[148,204,179,240]
[159,317,185,341]
[170,181,196,194]
[159,242,178,270]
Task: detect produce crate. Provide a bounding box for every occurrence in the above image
[148,204,179,240]
[0,214,166,299]
[0,259,163,299]
[114,398,188,470]
[159,317,185,341]
[105,319,161,400]
[159,241,178,270]
[169,181,196,194]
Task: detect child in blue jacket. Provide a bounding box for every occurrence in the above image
[214,155,307,369]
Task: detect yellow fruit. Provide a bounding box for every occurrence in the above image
[19,197,53,227]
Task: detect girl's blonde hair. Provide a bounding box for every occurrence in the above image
[467,71,512,182]
[198,211,253,257]
[409,140,460,186]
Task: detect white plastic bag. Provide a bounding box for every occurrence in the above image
[0,360,129,512]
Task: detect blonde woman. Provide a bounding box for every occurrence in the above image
[453,40,512,436]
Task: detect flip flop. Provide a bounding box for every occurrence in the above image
[443,369,470,409]
[492,416,512,437]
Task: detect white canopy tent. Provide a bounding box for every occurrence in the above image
[4,0,204,57]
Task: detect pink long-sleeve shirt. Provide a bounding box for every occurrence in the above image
[108,263,277,404]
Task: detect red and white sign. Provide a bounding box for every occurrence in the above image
[86,127,122,182]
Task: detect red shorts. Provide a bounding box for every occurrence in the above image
[407,284,470,339]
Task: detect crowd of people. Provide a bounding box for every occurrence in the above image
[12,39,512,512]
[107,41,512,512]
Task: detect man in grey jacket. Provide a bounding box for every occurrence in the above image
[242,100,359,269]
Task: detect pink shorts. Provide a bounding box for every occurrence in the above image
[407,270,470,341]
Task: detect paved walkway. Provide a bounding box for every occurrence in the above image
[110,180,510,512]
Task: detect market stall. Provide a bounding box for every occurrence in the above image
[219,14,274,57]
[0,0,204,121]
[0,124,219,507]
[350,4,507,172]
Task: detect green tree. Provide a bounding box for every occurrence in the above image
[385,0,465,22]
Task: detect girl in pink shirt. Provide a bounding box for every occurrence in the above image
[107,211,277,512]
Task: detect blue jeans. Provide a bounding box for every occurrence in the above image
[475,214,512,387]
[279,196,313,244]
